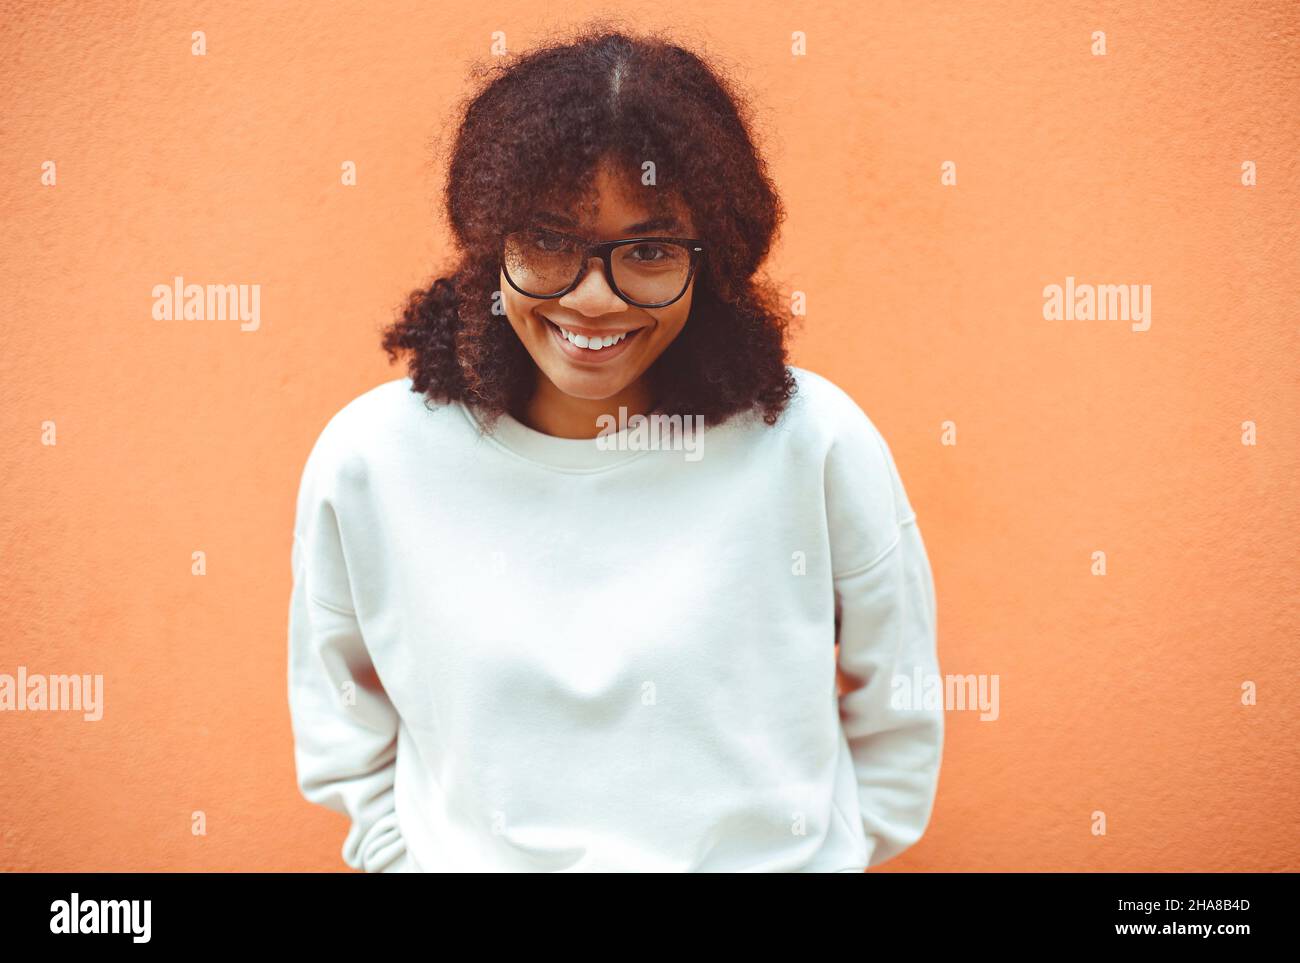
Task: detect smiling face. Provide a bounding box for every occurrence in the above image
[499,160,699,407]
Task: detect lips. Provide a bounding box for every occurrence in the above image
[542,315,644,363]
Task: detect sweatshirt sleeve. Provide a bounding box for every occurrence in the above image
[825,397,943,869]
[287,431,414,873]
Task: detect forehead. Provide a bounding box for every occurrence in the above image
[532,163,694,236]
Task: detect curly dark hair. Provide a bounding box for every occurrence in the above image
[381,20,798,431]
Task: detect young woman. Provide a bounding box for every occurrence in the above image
[288,26,943,872]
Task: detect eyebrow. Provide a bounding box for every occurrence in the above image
[533,211,684,235]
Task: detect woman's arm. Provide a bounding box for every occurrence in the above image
[287,440,412,872]
[834,512,943,868]
[821,382,944,868]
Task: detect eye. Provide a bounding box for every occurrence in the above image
[531,229,574,253]
[625,243,671,262]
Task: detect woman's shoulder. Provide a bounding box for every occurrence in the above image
[299,376,463,486]
[782,364,912,514]
[783,364,887,444]
[317,374,432,432]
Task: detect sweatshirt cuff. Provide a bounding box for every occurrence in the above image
[378,847,417,872]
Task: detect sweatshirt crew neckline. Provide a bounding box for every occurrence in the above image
[456,395,661,473]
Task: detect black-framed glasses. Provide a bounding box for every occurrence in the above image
[501,228,706,308]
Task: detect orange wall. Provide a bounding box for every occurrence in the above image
[2,1,1296,871]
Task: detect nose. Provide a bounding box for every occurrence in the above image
[557,256,628,315]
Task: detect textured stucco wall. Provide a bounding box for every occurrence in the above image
[1,1,1297,870]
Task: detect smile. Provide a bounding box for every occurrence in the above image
[543,316,644,363]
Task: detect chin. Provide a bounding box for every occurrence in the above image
[546,372,632,402]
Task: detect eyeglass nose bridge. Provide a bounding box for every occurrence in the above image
[565,251,622,303]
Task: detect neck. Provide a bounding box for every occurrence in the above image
[518,374,655,439]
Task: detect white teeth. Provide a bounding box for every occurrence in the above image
[554,322,632,350]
